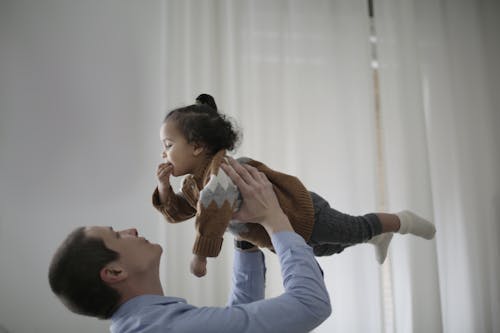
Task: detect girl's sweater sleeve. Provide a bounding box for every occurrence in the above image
[192,167,240,257]
[152,185,196,223]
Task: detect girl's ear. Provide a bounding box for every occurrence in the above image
[192,144,205,156]
[100,263,128,285]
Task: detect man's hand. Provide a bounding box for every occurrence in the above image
[221,157,293,236]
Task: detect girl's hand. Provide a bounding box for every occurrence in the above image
[157,162,173,188]
[190,255,207,277]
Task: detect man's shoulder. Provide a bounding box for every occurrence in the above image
[111,296,195,333]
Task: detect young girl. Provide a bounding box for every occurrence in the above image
[153,94,436,277]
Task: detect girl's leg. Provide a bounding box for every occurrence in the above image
[375,211,435,238]
[308,192,383,256]
[375,213,401,232]
[312,243,348,257]
[308,192,436,263]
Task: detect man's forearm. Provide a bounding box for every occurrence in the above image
[219,231,331,333]
[227,249,266,306]
[261,212,294,236]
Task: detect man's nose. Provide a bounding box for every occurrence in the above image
[161,151,167,159]
[120,228,138,237]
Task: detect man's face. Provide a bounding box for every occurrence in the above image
[85,226,162,275]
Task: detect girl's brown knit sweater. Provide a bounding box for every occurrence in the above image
[152,150,315,257]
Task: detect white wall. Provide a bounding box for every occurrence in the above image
[0,1,165,332]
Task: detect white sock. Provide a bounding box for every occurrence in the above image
[369,233,393,264]
[396,210,436,239]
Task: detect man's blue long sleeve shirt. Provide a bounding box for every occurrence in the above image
[110,232,331,333]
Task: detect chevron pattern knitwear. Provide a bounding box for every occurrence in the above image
[152,150,315,257]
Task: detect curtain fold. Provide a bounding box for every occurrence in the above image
[372,1,443,332]
[374,0,500,331]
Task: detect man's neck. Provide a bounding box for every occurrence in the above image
[119,275,164,305]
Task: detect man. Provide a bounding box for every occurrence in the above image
[49,159,331,332]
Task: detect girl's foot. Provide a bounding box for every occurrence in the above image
[396,210,436,239]
[369,233,393,264]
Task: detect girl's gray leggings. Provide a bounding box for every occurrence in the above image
[307,191,382,256]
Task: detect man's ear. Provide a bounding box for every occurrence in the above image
[100,263,128,284]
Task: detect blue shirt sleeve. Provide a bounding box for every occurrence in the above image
[227,248,266,306]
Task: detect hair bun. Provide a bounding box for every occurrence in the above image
[196,94,218,111]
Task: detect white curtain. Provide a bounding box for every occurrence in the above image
[162,0,500,332]
[375,0,500,332]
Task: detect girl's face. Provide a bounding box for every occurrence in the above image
[160,121,203,176]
